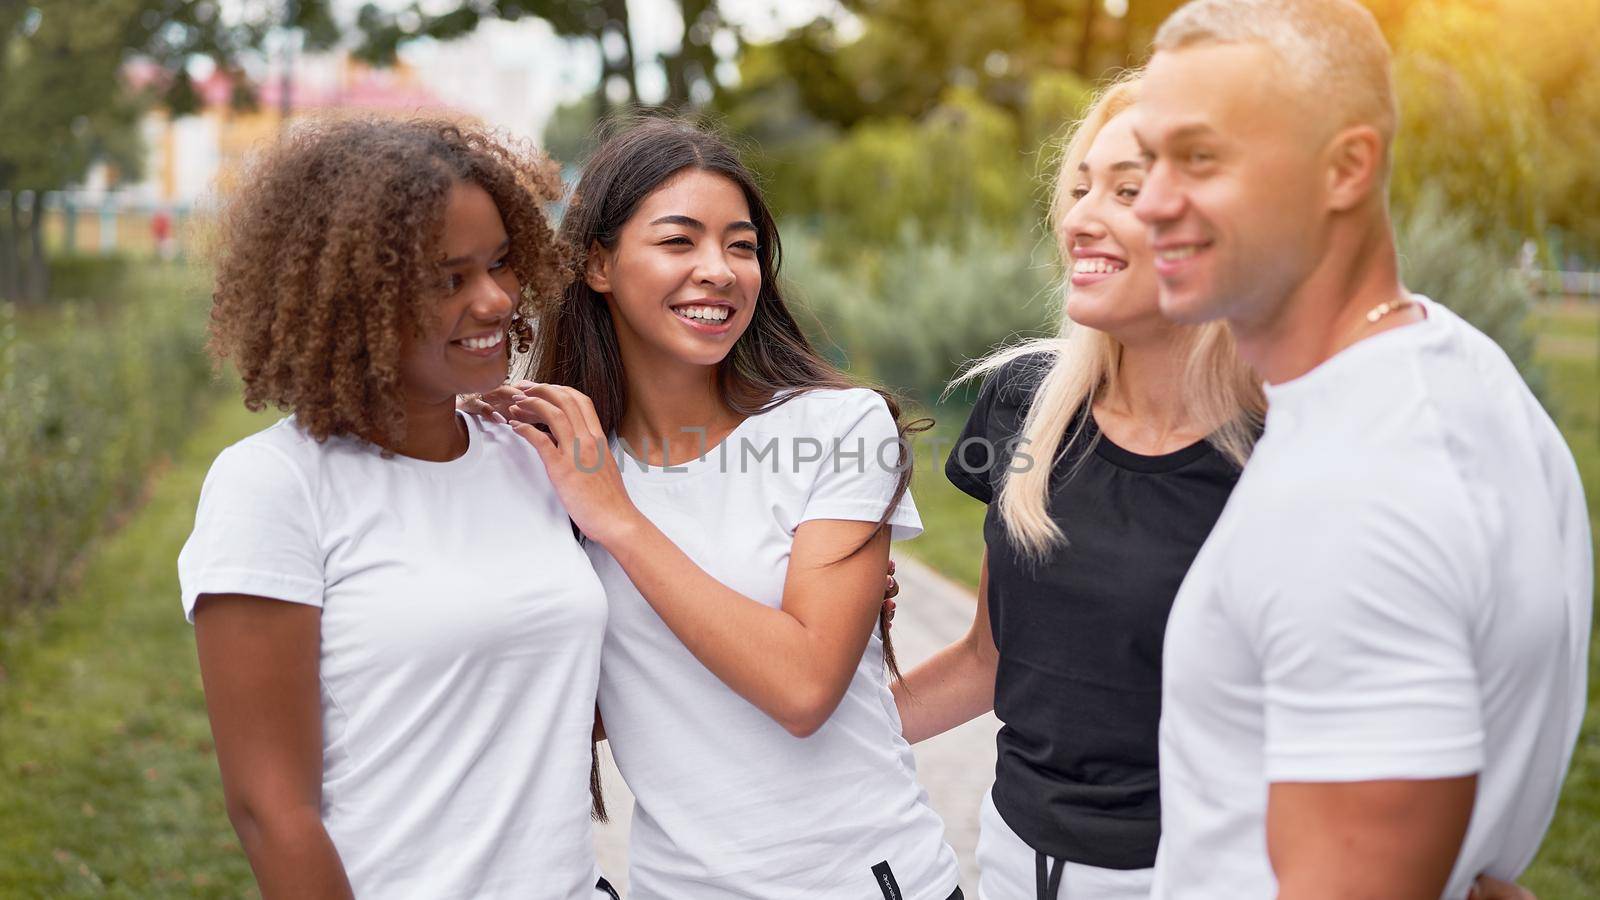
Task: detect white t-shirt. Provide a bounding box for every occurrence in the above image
[178,413,611,899]
[1153,298,1592,899]
[590,388,960,900]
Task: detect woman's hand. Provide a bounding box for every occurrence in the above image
[882,558,898,632]
[459,379,537,425]
[505,383,648,547]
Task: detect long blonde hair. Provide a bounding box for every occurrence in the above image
[953,71,1266,558]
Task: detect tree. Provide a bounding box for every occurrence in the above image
[0,0,339,302]
[354,0,731,118]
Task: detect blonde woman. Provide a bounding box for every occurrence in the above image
[893,75,1263,900]
[894,72,1542,900]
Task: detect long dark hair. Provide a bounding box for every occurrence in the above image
[527,117,922,677]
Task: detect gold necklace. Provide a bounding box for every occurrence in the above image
[1363,295,1415,324]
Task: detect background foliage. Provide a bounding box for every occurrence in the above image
[0,262,220,616]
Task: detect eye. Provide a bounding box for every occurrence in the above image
[1069,185,1089,200]
[660,236,693,247]
[489,256,508,272]
[1187,148,1215,166]
[1116,185,1141,201]
[445,273,464,294]
[730,240,759,253]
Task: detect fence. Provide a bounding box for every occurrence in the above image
[1,190,196,261]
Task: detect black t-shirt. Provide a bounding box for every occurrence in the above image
[945,353,1242,869]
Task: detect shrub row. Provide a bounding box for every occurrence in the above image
[1,262,221,617]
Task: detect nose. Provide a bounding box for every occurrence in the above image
[1060,190,1110,247]
[470,270,516,320]
[693,246,737,289]
[1132,162,1183,226]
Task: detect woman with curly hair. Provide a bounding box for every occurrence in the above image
[478,118,962,899]
[177,117,619,899]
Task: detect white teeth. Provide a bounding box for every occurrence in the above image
[457,333,504,350]
[1073,257,1125,275]
[675,305,730,322]
[1158,245,1202,261]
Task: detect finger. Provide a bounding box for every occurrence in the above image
[885,576,899,600]
[888,559,896,576]
[524,385,606,467]
[569,387,606,439]
[509,419,558,461]
[525,384,599,438]
[511,396,576,450]
[481,385,523,417]
[886,599,896,620]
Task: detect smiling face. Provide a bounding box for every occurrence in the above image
[398,180,518,404]
[586,168,761,371]
[1131,41,1328,328]
[1060,111,1167,341]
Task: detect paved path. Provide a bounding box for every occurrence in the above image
[593,556,999,896]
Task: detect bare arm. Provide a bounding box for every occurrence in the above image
[193,594,353,899]
[893,552,997,743]
[1267,776,1476,900]
[599,513,892,737]
[509,383,892,738]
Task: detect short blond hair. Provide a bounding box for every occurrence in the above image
[1155,0,1396,149]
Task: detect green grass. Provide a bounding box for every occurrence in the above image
[0,399,274,897]
[1522,302,1600,898]
[903,411,988,588]
[905,302,1600,897]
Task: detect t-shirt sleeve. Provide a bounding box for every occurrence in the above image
[944,354,1044,504]
[177,442,325,623]
[944,371,1001,504]
[798,390,923,541]
[1240,489,1487,783]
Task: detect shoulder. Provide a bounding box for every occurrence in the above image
[1227,443,1485,612]
[761,386,896,436]
[773,386,889,415]
[980,349,1056,408]
[465,412,541,459]
[208,417,322,490]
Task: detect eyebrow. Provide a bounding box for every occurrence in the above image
[1077,160,1146,173]
[1155,122,1221,145]
[649,214,758,233]
[442,239,509,268]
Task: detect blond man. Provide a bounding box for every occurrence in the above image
[1130,1,1592,897]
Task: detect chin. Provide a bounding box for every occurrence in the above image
[1156,282,1227,325]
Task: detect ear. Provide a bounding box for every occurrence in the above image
[584,241,613,294]
[1324,124,1385,213]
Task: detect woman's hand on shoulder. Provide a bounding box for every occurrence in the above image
[458,380,537,425]
[507,383,646,547]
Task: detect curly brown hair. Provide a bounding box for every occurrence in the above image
[208,116,569,446]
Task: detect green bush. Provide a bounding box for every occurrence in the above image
[0,264,221,616]
[45,254,135,305]
[784,222,1059,405]
[1395,188,1545,399]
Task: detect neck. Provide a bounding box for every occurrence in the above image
[1232,207,1415,385]
[1098,325,1205,442]
[389,393,467,462]
[616,348,736,465]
